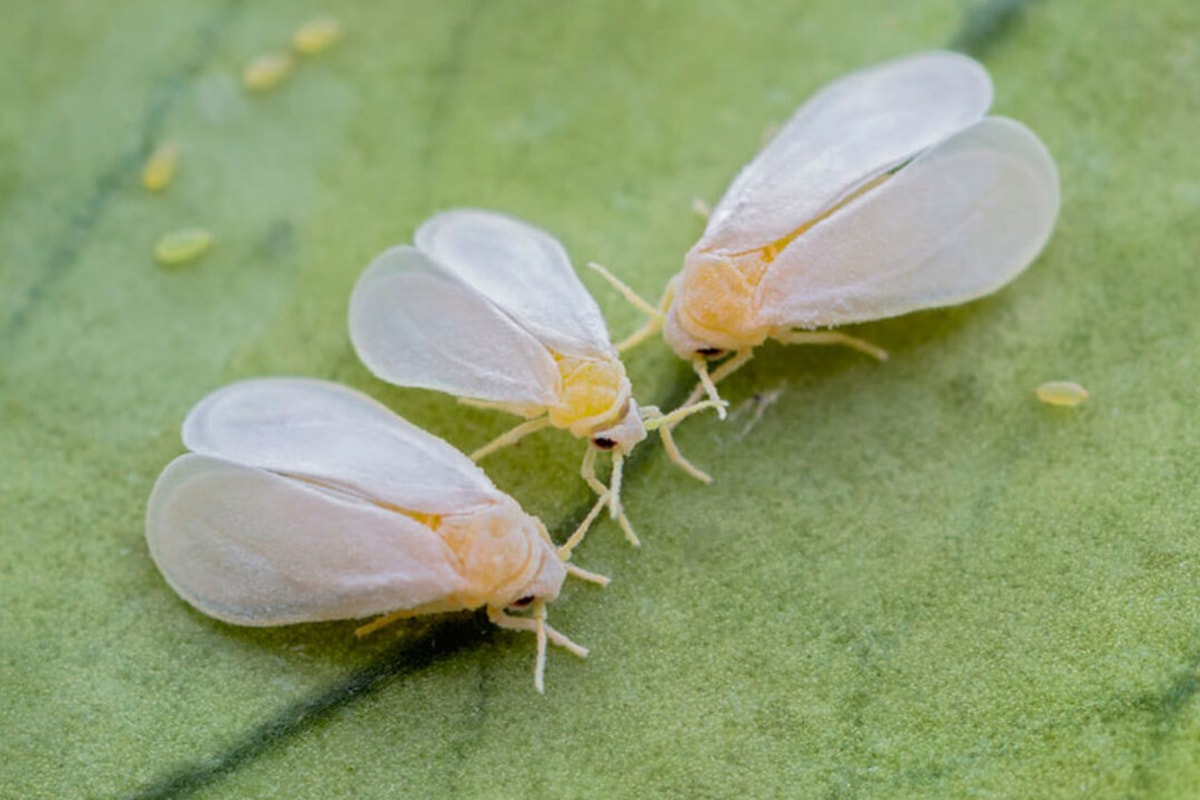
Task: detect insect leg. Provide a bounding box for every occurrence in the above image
[579,447,640,547]
[354,608,416,638]
[587,261,663,318]
[565,562,611,587]
[608,451,625,518]
[614,512,640,548]
[489,604,587,656]
[654,423,712,484]
[642,403,720,483]
[558,492,610,560]
[644,398,727,430]
[579,446,607,497]
[470,416,552,461]
[606,452,641,547]
[587,262,669,353]
[488,603,588,693]
[682,348,757,409]
[776,330,888,361]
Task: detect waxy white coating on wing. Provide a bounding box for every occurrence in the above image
[664,50,1060,362]
[146,454,468,626]
[150,378,569,628]
[349,246,561,409]
[757,117,1061,328]
[415,209,615,359]
[182,378,499,515]
[699,51,993,255]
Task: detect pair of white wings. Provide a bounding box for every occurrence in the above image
[696,50,1061,329]
[146,378,502,626]
[349,210,617,410]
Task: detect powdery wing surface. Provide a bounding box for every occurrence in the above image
[415,209,615,359]
[183,378,500,515]
[146,454,467,626]
[700,51,993,254]
[757,117,1061,329]
[349,247,564,410]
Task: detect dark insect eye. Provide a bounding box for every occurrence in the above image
[697,347,725,358]
[511,596,535,608]
[592,437,616,450]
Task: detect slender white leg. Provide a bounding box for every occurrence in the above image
[614,506,641,548]
[558,492,611,560]
[644,399,726,430]
[776,330,888,361]
[565,562,611,587]
[656,424,712,484]
[587,261,663,318]
[488,603,588,694]
[682,349,756,409]
[642,402,723,483]
[615,319,663,354]
[353,608,413,638]
[470,416,552,461]
[579,446,608,498]
[586,261,671,353]
[608,452,625,519]
[691,357,727,418]
[576,448,640,549]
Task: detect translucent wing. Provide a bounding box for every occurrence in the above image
[182,378,499,515]
[415,209,614,359]
[146,454,467,625]
[700,51,993,254]
[349,245,562,409]
[756,117,1060,328]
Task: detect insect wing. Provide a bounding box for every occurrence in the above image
[146,454,468,626]
[350,245,561,409]
[700,51,993,254]
[415,209,614,359]
[183,378,499,515]
[756,117,1061,328]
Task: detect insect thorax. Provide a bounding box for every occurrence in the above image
[547,353,631,437]
[437,503,563,609]
[667,250,773,356]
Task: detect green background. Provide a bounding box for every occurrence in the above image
[4,1,1200,797]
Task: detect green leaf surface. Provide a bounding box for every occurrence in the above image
[4,1,1200,797]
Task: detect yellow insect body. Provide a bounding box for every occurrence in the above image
[349,209,719,551]
[603,51,1060,412]
[547,353,629,435]
[665,249,773,354]
[146,378,601,692]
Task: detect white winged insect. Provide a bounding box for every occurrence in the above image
[348,209,721,549]
[600,50,1061,410]
[146,377,610,692]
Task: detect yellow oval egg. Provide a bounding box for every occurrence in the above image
[242,52,294,91]
[293,16,342,55]
[154,228,213,266]
[141,141,180,191]
[1035,381,1089,407]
